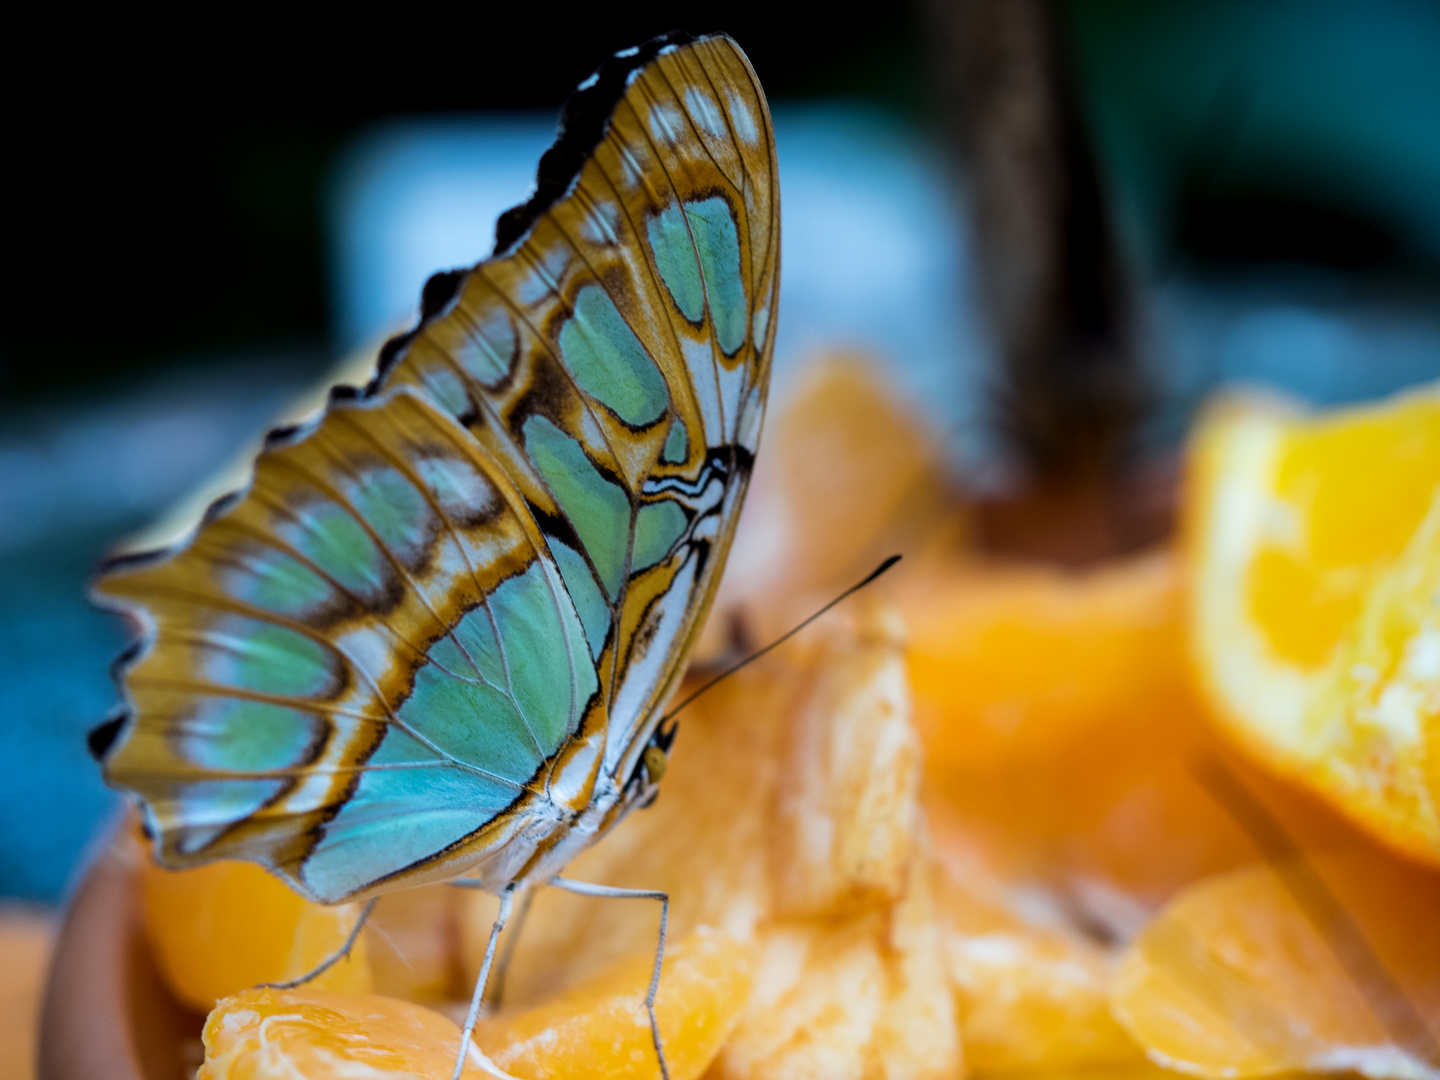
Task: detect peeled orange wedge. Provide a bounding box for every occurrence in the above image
[138,833,372,1010]
[475,927,753,1080]
[200,987,487,1079]
[1112,844,1440,1078]
[906,551,1258,903]
[1186,385,1440,865]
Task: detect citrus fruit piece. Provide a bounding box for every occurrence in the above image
[1112,844,1440,1078]
[932,852,1143,1072]
[1186,385,1440,864]
[473,927,752,1080]
[709,858,960,1080]
[947,926,1139,1072]
[906,550,1257,905]
[200,986,488,1079]
[769,603,920,919]
[139,842,371,1010]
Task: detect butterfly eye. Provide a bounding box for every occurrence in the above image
[642,744,669,783]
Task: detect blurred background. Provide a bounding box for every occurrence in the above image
[2,0,1439,908]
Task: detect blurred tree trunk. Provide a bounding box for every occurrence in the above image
[924,0,1168,563]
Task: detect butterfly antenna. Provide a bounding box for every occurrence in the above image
[662,554,902,724]
[1192,757,1439,1065]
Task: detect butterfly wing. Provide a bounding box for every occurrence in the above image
[384,34,779,787]
[93,32,779,904]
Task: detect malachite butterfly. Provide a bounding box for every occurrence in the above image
[89,31,779,907]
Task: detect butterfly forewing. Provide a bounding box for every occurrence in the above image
[94,33,778,903]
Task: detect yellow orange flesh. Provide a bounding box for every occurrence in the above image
[1187,387,1440,863]
[475,928,752,1080]
[1113,845,1440,1078]
[932,855,1143,1072]
[200,987,486,1079]
[905,551,1258,904]
[140,844,371,1010]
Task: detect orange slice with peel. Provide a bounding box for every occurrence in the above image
[1186,385,1440,864]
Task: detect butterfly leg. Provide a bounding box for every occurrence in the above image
[548,878,671,1080]
[445,880,536,1010]
[259,896,378,990]
[487,885,535,1010]
[451,883,520,1080]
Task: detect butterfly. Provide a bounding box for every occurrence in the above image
[89,30,778,933]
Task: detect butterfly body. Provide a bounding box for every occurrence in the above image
[91,32,779,905]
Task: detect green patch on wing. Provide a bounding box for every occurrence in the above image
[211,621,337,698]
[632,501,687,573]
[648,196,748,356]
[181,699,321,773]
[303,726,516,901]
[662,418,689,464]
[457,309,517,386]
[523,415,630,598]
[234,550,333,617]
[295,505,386,595]
[559,285,668,427]
[549,541,611,660]
[488,563,594,753]
[349,466,429,561]
[398,653,542,781]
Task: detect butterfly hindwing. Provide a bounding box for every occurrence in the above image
[99,390,607,899]
[95,32,777,903]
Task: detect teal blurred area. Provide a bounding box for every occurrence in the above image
[1071,0,1440,271]
[2,2,1440,899]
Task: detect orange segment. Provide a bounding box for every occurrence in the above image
[948,928,1137,1073]
[200,987,487,1079]
[1187,386,1440,863]
[474,928,752,1080]
[1112,844,1440,1078]
[709,857,960,1080]
[140,843,371,1010]
[932,854,1143,1072]
[769,604,920,919]
[905,550,1257,905]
